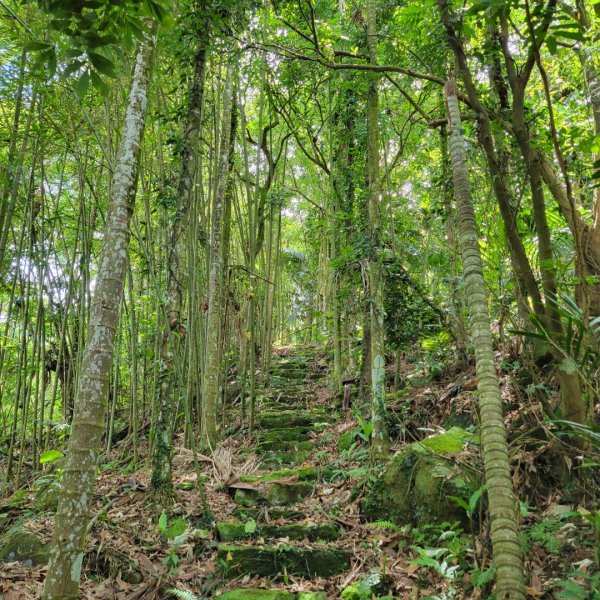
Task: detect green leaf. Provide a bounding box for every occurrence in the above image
[46,48,57,78]
[158,512,168,532]
[164,517,187,540]
[74,71,90,98]
[244,519,257,534]
[39,449,64,464]
[63,59,85,78]
[23,41,51,52]
[448,495,469,513]
[553,29,585,41]
[87,51,116,77]
[90,70,109,96]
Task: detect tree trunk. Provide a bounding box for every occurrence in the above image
[151,27,208,495]
[445,79,525,600]
[366,0,388,458]
[201,65,234,450]
[42,34,154,600]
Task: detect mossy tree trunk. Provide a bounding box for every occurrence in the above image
[365,0,388,458]
[201,65,234,449]
[42,35,154,600]
[444,79,525,600]
[151,25,209,495]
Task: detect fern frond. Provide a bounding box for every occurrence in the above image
[167,588,202,600]
[370,520,402,532]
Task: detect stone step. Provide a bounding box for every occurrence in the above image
[260,449,312,467]
[216,521,342,542]
[219,589,325,600]
[217,544,351,579]
[255,431,312,451]
[232,506,304,522]
[234,480,313,507]
[257,439,313,453]
[257,409,327,430]
[240,466,325,483]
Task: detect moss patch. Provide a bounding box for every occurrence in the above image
[218,590,294,600]
[267,481,313,506]
[0,529,49,566]
[217,544,351,578]
[360,428,480,527]
[216,521,341,542]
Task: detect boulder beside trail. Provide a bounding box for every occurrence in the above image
[0,528,49,566]
[360,427,481,527]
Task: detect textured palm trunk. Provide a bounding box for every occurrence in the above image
[151,30,208,495]
[445,79,525,600]
[201,66,233,449]
[42,35,154,600]
[366,0,388,458]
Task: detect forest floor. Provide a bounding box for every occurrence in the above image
[1,346,598,599]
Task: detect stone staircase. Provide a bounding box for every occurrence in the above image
[216,348,350,599]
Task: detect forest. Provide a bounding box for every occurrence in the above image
[0,0,600,598]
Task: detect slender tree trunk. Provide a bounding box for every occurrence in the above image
[445,79,525,600]
[201,65,233,450]
[151,28,208,495]
[366,0,388,458]
[42,35,154,600]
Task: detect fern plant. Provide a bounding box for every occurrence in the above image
[167,588,203,600]
[369,520,403,532]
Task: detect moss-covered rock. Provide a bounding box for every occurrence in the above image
[234,480,313,507]
[218,589,294,600]
[258,411,313,429]
[258,439,313,453]
[259,426,311,442]
[234,488,261,507]
[240,466,322,483]
[267,481,313,506]
[232,507,303,522]
[0,529,49,566]
[217,544,351,578]
[261,449,312,467]
[360,428,480,527]
[216,521,341,542]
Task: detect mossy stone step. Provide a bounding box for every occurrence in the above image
[234,480,314,507]
[257,410,327,430]
[232,507,304,522]
[216,521,342,542]
[258,439,313,453]
[217,544,351,579]
[218,591,293,600]
[258,428,311,443]
[240,466,323,483]
[258,411,312,429]
[219,591,325,600]
[261,449,312,467]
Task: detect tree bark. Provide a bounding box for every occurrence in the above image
[366,0,389,458]
[445,78,525,600]
[201,65,234,450]
[151,27,209,495]
[42,34,154,600]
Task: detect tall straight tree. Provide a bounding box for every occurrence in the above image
[201,64,234,449]
[151,20,209,496]
[445,78,525,600]
[365,0,388,458]
[42,34,155,600]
